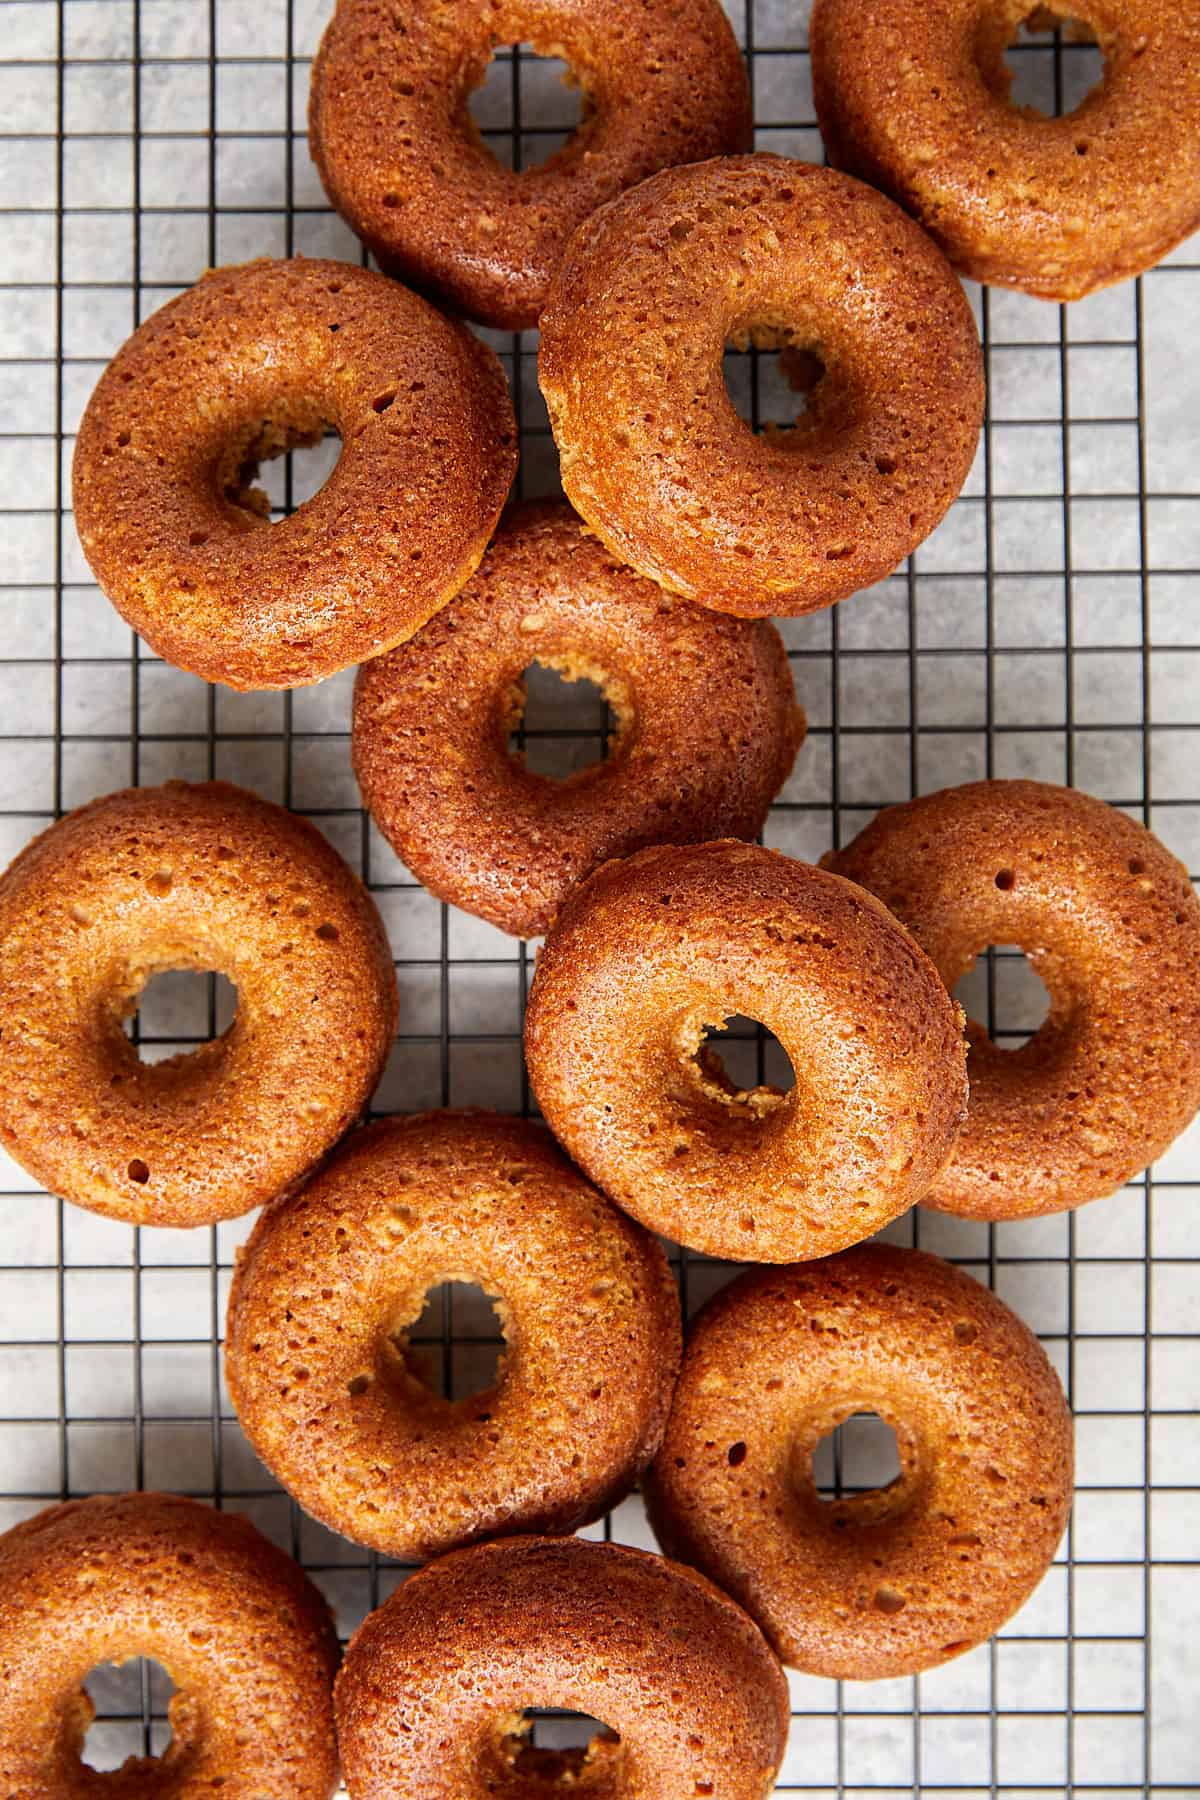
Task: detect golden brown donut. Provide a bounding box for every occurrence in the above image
[0,1492,339,1799]
[226,1110,681,1561]
[308,0,752,331]
[811,0,1200,300]
[647,1245,1073,1680]
[538,154,984,619]
[335,1536,789,1799]
[524,840,968,1261]
[352,501,805,938]
[0,781,397,1228]
[823,778,1200,1219]
[72,257,516,690]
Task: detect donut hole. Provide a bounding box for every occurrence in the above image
[492,1710,622,1790]
[952,945,1051,1050]
[382,1279,508,1405]
[724,329,827,439]
[992,7,1107,117]
[506,658,627,781]
[216,413,342,526]
[80,1657,176,1771]
[466,44,587,173]
[812,1411,904,1505]
[691,1015,796,1105]
[121,967,238,1064]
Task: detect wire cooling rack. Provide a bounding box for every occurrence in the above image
[2,0,1199,1790]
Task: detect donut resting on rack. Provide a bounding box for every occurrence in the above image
[353,500,805,938]
[824,778,1200,1218]
[0,781,398,1228]
[647,1244,1073,1679]
[72,257,516,689]
[335,1536,789,1799]
[0,1492,339,1799]
[524,838,969,1260]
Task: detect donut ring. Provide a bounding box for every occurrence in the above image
[72,257,516,690]
[0,1493,339,1798]
[308,0,752,330]
[538,155,984,618]
[824,779,1200,1218]
[647,1245,1073,1680]
[226,1111,681,1560]
[524,840,968,1261]
[335,1536,789,1799]
[352,501,805,938]
[811,0,1200,300]
[0,781,397,1228]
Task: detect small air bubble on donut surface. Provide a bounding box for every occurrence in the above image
[873,1586,907,1614]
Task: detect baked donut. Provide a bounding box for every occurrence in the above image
[0,781,397,1228]
[524,840,968,1261]
[72,257,516,689]
[308,0,752,331]
[647,1244,1073,1680]
[811,0,1200,300]
[538,154,984,619]
[823,778,1200,1219]
[0,1492,339,1798]
[335,1536,789,1798]
[226,1110,681,1560]
[353,501,805,939]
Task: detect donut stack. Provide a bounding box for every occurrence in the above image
[2,2,1199,1794]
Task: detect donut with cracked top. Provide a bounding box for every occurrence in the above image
[647,1245,1073,1679]
[0,1492,339,1799]
[0,780,398,1228]
[308,0,752,330]
[523,839,968,1261]
[538,154,984,618]
[72,256,516,689]
[226,1110,681,1561]
[810,0,1200,299]
[352,500,805,938]
[823,778,1200,1218]
[335,1536,790,1799]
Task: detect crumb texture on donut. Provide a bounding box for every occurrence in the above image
[824,779,1200,1217]
[524,839,968,1261]
[647,1245,1073,1679]
[309,0,752,329]
[226,1110,681,1560]
[353,500,804,937]
[0,781,398,1227]
[72,257,516,688]
[335,1536,789,1799]
[538,155,983,617]
[0,1492,340,1799]
[810,0,1200,298]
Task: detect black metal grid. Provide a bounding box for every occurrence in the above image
[0,0,1197,1787]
